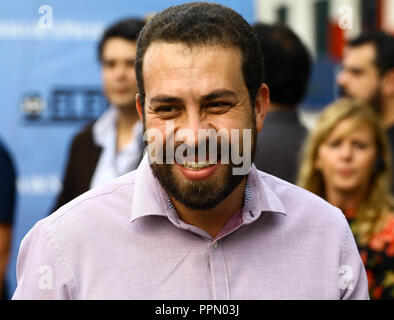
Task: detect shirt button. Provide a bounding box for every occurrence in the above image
[212,241,218,249]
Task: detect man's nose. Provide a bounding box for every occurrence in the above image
[114,64,129,79]
[178,110,211,147]
[336,69,347,86]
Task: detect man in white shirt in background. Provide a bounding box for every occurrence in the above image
[53,18,146,210]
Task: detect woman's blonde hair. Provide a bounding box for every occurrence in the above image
[297,98,393,245]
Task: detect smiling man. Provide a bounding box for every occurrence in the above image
[13,3,368,300]
[138,42,262,237]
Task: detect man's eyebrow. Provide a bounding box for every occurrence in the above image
[202,89,237,101]
[150,95,183,105]
[149,90,237,105]
[347,66,364,74]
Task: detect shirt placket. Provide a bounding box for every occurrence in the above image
[165,185,253,300]
[207,208,247,300]
[209,238,231,300]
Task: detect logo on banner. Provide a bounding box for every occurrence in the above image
[21,87,109,124]
[20,93,46,119]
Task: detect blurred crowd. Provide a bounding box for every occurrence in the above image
[252,23,394,299]
[1,10,393,300]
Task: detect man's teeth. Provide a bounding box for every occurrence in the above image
[182,161,213,170]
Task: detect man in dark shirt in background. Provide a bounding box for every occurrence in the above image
[252,23,311,184]
[0,140,16,300]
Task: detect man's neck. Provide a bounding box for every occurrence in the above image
[170,178,247,239]
[115,105,139,152]
[381,97,394,128]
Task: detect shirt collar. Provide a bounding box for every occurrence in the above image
[241,164,287,225]
[92,106,118,148]
[130,156,287,224]
[92,106,143,152]
[130,154,171,223]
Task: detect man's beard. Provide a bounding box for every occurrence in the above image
[148,124,257,211]
[338,85,382,113]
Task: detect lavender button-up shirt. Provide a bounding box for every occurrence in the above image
[12,155,369,299]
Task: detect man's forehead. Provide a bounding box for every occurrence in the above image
[142,42,248,102]
[143,41,242,64]
[343,43,376,67]
[142,42,243,83]
[102,38,137,58]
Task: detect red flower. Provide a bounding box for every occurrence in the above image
[369,216,394,253]
[373,286,383,300]
[360,250,368,265]
[386,242,394,257]
[345,209,356,219]
[366,270,375,289]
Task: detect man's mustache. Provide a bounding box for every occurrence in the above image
[168,139,229,164]
[143,126,254,174]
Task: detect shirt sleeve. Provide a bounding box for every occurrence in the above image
[12,220,76,300]
[337,210,370,300]
[0,143,16,225]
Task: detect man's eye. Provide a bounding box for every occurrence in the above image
[103,61,115,68]
[156,106,175,112]
[350,69,363,76]
[205,102,232,113]
[126,59,136,68]
[155,106,180,118]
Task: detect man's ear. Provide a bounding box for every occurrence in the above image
[254,83,270,133]
[136,93,144,121]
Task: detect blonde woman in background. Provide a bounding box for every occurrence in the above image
[298,98,394,299]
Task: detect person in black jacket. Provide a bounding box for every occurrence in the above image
[0,140,16,300]
[252,23,311,184]
[53,18,146,211]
